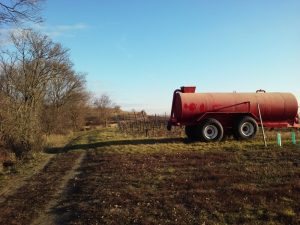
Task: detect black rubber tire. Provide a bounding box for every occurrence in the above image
[199,118,224,142]
[185,125,193,139]
[233,116,258,140]
[185,125,201,141]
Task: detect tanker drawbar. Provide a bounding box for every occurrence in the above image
[168,86,300,142]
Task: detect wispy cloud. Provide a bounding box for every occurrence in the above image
[0,22,89,46]
[33,22,89,38]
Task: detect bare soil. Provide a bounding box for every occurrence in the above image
[0,152,82,225]
[0,129,299,225]
[0,153,53,204]
[31,152,85,225]
[52,149,300,225]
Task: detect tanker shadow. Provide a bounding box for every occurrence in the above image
[45,137,190,154]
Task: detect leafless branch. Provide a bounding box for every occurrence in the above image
[0,0,43,26]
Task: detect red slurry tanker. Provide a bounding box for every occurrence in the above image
[167,86,300,141]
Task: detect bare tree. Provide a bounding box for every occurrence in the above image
[94,94,112,109]
[45,70,86,108]
[0,30,71,108]
[0,0,43,25]
[0,29,88,157]
[94,94,115,127]
[42,70,89,134]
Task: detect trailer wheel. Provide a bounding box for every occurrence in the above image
[200,118,224,142]
[185,125,193,139]
[185,125,200,141]
[234,116,258,140]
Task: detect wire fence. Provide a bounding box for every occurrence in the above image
[117,112,183,138]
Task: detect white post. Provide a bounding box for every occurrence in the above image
[257,104,267,147]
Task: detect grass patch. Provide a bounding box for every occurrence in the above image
[0,152,52,194]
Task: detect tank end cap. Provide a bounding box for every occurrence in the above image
[181,86,196,93]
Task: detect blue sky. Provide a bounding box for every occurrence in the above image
[39,0,300,114]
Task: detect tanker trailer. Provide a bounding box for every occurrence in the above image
[167,86,300,141]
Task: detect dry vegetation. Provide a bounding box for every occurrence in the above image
[0,128,299,225]
[0,29,89,159]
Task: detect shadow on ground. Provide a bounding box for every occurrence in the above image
[45,137,189,154]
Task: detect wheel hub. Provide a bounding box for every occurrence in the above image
[203,125,218,140]
[241,122,255,137]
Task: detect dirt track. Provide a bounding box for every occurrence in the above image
[0,131,300,225]
[0,152,84,225]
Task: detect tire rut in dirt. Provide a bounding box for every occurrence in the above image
[52,150,300,225]
[0,152,82,225]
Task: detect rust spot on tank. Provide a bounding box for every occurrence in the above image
[184,103,197,111]
[199,104,205,112]
[189,103,197,111]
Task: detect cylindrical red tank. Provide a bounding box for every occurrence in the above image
[173,92,298,126]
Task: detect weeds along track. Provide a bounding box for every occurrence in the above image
[0,152,83,225]
[54,143,300,225]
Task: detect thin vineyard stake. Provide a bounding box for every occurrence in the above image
[134,112,137,132]
[152,117,155,136]
[165,112,167,123]
[257,104,267,147]
[141,111,147,136]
